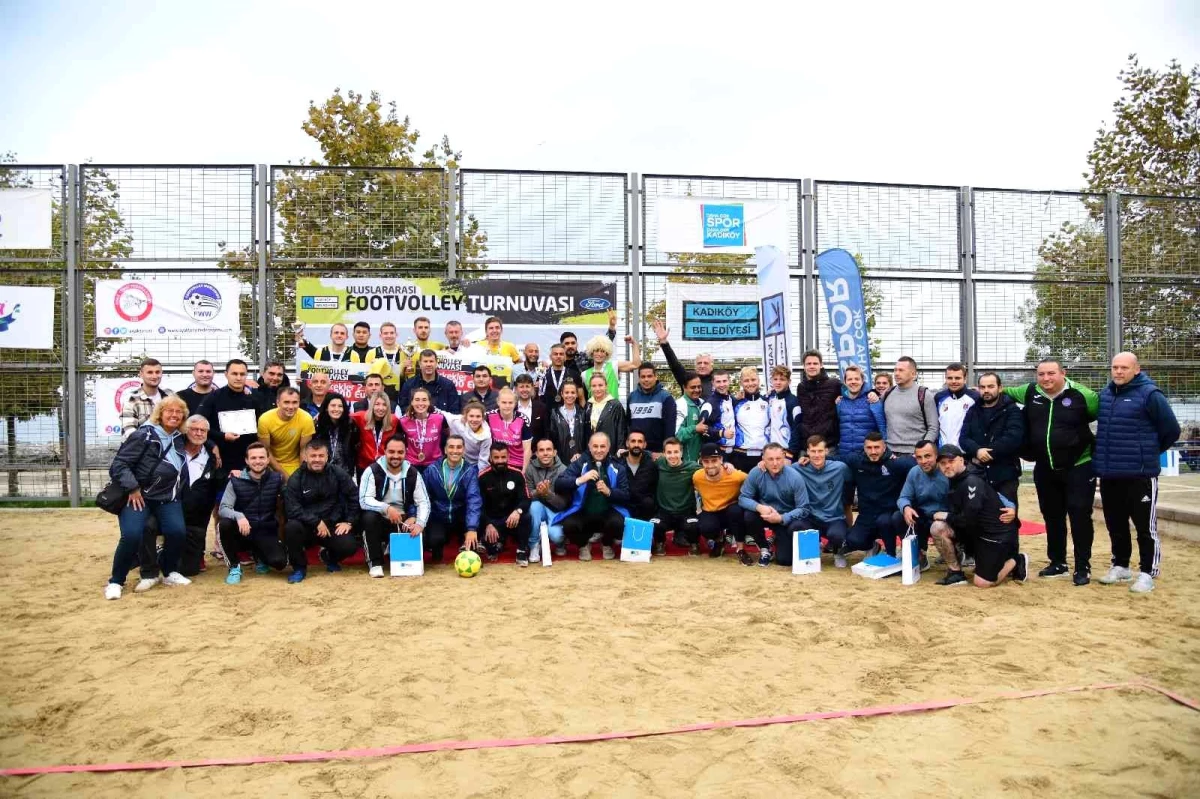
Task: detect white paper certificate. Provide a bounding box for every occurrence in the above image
[218,409,258,435]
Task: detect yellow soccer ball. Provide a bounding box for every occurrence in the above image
[454,549,482,578]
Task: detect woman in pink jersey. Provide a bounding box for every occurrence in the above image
[486,387,532,470]
[399,387,445,473]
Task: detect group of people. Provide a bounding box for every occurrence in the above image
[103,313,1182,599]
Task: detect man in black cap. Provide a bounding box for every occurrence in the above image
[929,444,1027,588]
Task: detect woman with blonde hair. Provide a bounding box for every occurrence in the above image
[104,394,191,600]
[582,333,641,399]
[486,387,532,469]
[585,373,627,455]
[351,391,402,474]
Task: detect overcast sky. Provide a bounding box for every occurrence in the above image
[3,0,1198,190]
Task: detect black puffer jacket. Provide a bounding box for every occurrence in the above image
[109,424,186,502]
[796,371,843,448]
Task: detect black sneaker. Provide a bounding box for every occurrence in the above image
[653,541,666,557]
[1073,569,1091,586]
[1013,553,1028,583]
[1038,562,1070,579]
[738,550,754,567]
[757,549,772,568]
[936,570,968,587]
[708,538,723,559]
[515,549,529,568]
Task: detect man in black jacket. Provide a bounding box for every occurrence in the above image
[461,365,499,411]
[513,373,549,444]
[795,350,842,452]
[930,445,1027,588]
[283,439,361,583]
[217,441,288,583]
[140,413,219,582]
[539,344,582,407]
[475,442,531,564]
[623,431,660,547]
[398,349,462,415]
[253,361,290,409]
[959,372,1025,510]
[198,359,263,482]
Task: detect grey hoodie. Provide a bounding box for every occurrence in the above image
[525,454,569,511]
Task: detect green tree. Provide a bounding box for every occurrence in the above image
[0,153,133,495]
[1023,57,1199,365]
[225,89,487,362]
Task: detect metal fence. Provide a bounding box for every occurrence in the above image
[1,164,1196,501]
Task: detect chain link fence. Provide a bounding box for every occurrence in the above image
[0,165,1196,500]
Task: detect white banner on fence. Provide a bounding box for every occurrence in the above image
[756,245,793,374]
[664,282,762,360]
[94,279,242,339]
[655,197,790,255]
[0,286,55,349]
[0,189,53,250]
[92,375,192,437]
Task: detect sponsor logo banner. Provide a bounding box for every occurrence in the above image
[95,279,242,339]
[0,286,55,350]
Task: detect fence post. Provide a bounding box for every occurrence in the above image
[256,165,269,368]
[958,186,976,380]
[65,164,81,507]
[446,166,457,279]
[629,172,641,348]
[1105,191,1122,359]
[800,178,817,352]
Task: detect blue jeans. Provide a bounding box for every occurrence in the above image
[527,501,565,549]
[111,499,185,585]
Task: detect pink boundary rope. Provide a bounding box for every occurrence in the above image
[3,680,1195,777]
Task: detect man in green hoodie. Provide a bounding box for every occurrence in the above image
[652,437,702,553]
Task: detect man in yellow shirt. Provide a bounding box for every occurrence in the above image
[257,387,315,477]
[693,443,749,561]
[482,316,522,363]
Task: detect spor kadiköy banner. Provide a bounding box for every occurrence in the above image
[294,277,616,360]
[654,197,791,255]
[95,279,242,339]
[815,248,872,384]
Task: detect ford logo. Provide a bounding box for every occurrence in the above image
[580,297,611,311]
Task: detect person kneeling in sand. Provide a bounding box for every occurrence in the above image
[554,432,631,561]
[930,444,1027,588]
[282,439,361,584]
[217,442,288,584]
[359,436,432,578]
[693,443,749,562]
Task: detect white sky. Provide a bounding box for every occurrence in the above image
[3,0,1198,190]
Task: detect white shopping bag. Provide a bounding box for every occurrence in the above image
[389,531,425,577]
[540,522,552,567]
[792,528,821,575]
[620,518,653,563]
[901,526,920,585]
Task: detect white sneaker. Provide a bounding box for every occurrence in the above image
[133,576,160,593]
[104,583,122,600]
[162,572,192,587]
[1129,572,1155,593]
[834,554,848,569]
[529,544,541,563]
[602,545,616,560]
[1098,565,1134,584]
[369,565,384,578]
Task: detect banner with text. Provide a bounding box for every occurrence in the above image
[0,286,55,349]
[756,245,793,374]
[815,248,872,384]
[655,197,791,255]
[0,189,53,250]
[294,277,615,359]
[664,282,762,359]
[95,279,243,339]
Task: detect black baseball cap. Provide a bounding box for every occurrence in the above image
[700,443,724,459]
[936,444,965,461]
